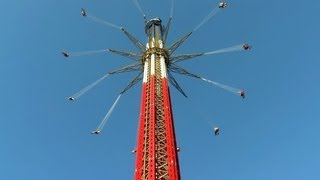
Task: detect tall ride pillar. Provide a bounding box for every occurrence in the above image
[134,18,181,180]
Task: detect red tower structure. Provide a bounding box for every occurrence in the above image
[134,18,180,180]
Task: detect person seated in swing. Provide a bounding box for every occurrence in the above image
[62,51,70,57]
[213,127,220,136]
[219,2,227,8]
[81,8,87,17]
[91,130,101,135]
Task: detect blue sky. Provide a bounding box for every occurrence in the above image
[1,0,320,179]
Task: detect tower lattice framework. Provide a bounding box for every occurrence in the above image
[134,19,180,180]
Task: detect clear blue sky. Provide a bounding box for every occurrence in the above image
[1,0,320,179]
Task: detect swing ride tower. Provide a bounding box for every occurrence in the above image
[65,1,250,179]
[134,18,180,180]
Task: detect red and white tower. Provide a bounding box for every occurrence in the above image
[134,18,181,180]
